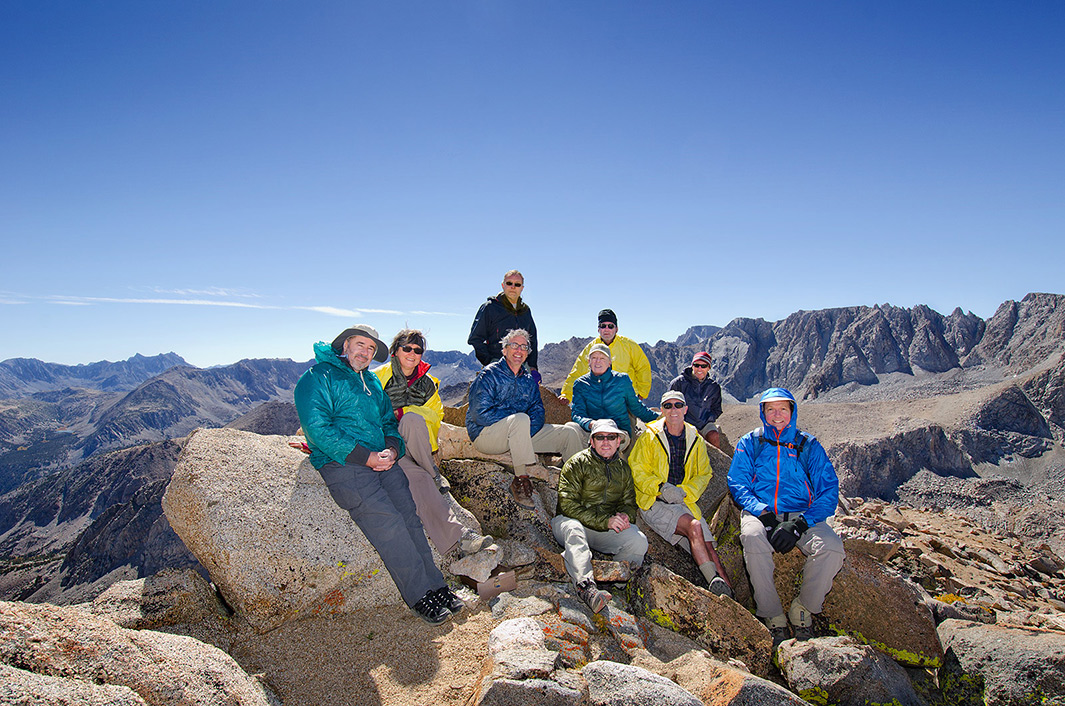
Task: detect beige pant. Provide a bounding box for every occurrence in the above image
[472,413,583,475]
[398,412,463,554]
[739,510,845,618]
[551,515,647,584]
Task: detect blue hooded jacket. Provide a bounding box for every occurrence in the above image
[726,388,840,526]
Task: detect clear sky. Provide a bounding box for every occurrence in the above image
[2,1,1062,367]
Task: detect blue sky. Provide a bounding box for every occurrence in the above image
[2,1,1062,367]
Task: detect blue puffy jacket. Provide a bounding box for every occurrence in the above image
[726,388,839,526]
[294,342,404,470]
[668,367,722,428]
[571,368,658,435]
[465,358,544,441]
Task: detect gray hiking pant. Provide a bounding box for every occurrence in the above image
[318,459,444,608]
[739,509,845,619]
[551,515,647,585]
[397,412,463,554]
[472,413,583,475]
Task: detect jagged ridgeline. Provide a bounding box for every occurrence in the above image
[1,292,1064,605]
[1,293,1065,705]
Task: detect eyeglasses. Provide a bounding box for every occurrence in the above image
[662,401,686,409]
[592,434,619,441]
[506,342,530,351]
[692,362,709,369]
[400,345,424,355]
[598,323,616,330]
[504,281,524,287]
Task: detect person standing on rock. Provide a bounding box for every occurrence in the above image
[553,418,648,613]
[727,387,845,648]
[467,269,540,380]
[561,309,652,403]
[375,328,493,557]
[668,351,723,449]
[465,328,583,509]
[629,391,734,598]
[294,324,461,626]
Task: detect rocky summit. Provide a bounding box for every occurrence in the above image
[1,293,1064,705]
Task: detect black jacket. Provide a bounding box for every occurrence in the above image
[467,294,538,369]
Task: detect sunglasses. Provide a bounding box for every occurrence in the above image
[692,362,709,368]
[592,434,619,441]
[400,345,424,355]
[506,342,530,351]
[662,401,686,409]
[505,281,524,287]
[598,322,616,329]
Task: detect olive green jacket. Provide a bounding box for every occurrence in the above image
[555,447,639,532]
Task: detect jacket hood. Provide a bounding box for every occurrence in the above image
[314,341,348,369]
[758,387,798,440]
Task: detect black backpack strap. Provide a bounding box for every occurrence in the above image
[755,429,814,487]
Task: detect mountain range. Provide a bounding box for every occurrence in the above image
[1,292,1063,605]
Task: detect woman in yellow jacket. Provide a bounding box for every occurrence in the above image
[376,329,491,557]
[629,390,732,597]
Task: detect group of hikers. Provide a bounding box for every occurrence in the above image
[293,269,845,649]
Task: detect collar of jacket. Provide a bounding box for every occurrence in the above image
[495,292,528,314]
[648,418,699,459]
[390,357,431,387]
[590,369,614,383]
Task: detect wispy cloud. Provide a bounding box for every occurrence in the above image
[301,306,363,317]
[25,293,457,318]
[47,295,268,309]
[147,286,263,299]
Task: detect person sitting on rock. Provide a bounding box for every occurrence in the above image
[294,324,460,626]
[568,343,658,447]
[553,418,648,613]
[376,328,493,557]
[468,269,539,379]
[629,391,733,598]
[560,309,652,403]
[727,387,845,648]
[668,351,723,449]
[465,328,583,509]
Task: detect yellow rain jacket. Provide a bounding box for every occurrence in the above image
[629,418,712,519]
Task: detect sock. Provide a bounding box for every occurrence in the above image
[698,561,718,585]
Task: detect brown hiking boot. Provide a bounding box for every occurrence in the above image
[510,475,534,508]
[576,579,612,614]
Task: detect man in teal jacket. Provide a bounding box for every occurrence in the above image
[294,324,458,626]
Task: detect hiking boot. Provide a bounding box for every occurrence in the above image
[708,576,734,599]
[510,475,534,508]
[459,529,492,555]
[576,579,612,614]
[788,598,813,640]
[765,614,789,651]
[432,586,465,615]
[413,589,451,626]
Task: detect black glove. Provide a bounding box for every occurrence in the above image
[759,511,779,531]
[768,516,809,553]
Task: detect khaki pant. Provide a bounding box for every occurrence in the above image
[472,413,583,475]
[551,515,647,584]
[397,412,463,554]
[739,510,845,618]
